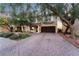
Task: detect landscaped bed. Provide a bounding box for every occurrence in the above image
[0,32,30,40]
[59,33,79,48]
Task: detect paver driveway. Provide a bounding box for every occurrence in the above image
[0,33,79,56]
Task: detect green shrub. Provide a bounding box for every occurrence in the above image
[19,34,30,39]
[3,32,14,38]
[0,32,30,40]
[0,32,14,38]
[0,32,4,37]
[9,34,19,40]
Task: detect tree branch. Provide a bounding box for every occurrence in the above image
[45,4,71,26]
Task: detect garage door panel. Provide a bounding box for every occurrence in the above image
[41,26,55,33]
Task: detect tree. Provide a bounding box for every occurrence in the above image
[0,4,5,13]
[40,3,79,38]
[0,17,12,32]
[9,3,35,32]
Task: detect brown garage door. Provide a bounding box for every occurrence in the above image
[41,26,55,33]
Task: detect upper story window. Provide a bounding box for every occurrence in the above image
[34,16,58,23]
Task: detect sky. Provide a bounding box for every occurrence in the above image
[0,3,37,14]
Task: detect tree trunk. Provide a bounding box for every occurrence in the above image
[6,25,14,32]
[10,27,13,32]
[64,26,69,34]
[45,4,76,39]
[70,25,75,39]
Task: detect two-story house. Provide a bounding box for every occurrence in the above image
[24,16,63,33]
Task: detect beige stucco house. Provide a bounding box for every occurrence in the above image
[24,16,63,33]
[0,12,63,33]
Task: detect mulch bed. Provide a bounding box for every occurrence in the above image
[59,33,79,48]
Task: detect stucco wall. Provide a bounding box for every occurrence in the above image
[57,17,62,30]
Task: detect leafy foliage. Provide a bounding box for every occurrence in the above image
[0,32,14,38]
[0,32,30,40]
[0,4,5,13]
[0,17,9,25]
[9,33,19,40]
[19,33,30,39]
